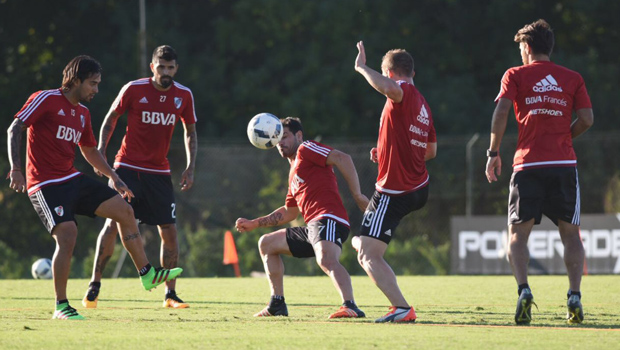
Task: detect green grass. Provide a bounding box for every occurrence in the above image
[1,275,619,349]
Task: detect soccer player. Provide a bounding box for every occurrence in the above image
[352,41,437,323]
[6,55,183,320]
[235,117,369,319]
[83,45,197,309]
[485,19,593,325]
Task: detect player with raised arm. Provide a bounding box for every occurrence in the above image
[235,117,369,319]
[353,41,437,323]
[7,56,182,320]
[485,19,593,325]
[83,45,197,309]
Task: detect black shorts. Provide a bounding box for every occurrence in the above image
[359,186,429,244]
[508,166,580,226]
[286,218,350,258]
[114,167,176,226]
[29,175,118,233]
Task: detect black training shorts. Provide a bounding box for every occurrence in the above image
[114,167,176,226]
[285,218,350,258]
[29,175,118,233]
[508,166,580,226]
[359,186,429,244]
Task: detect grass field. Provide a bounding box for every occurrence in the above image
[1,275,619,349]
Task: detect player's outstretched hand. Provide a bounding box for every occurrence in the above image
[8,170,26,193]
[235,218,257,233]
[355,41,367,71]
[354,193,370,212]
[112,177,135,202]
[180,168,194,191]
[370,147,378,163]
[485,155,502,183]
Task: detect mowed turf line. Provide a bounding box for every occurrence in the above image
[1,275,619,349]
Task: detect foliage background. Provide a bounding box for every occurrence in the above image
[1,0,619,278]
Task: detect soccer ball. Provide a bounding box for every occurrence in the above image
[247,113,283,149]
[31,258,53,279]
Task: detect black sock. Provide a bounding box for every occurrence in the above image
[166,289,176,298]
[396,306,410,310]
[568,290,581,300]
[518,283,530,296]
[139,264,152,276]
[269,295,285,307]
[57,299,68,306]
[89,281,101,290]
[343,300,357,309]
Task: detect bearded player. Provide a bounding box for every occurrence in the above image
[83,45,197,309]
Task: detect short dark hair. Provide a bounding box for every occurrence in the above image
[281,117,303,136]
[152,45,178,62]
[381,49,414,77]
[514,19,554,56]
[61,55,102,89]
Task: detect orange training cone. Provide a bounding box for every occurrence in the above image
[223,230,241,277]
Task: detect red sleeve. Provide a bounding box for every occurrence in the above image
[299,142,331,167]
[78,112,97,148]
[15,91,48,126]
[180,90,197,125]
[573,75,592,110]
[428,122,437,143]
[285,187,297,208]
[495,69,518,102]
[112,83,132,116]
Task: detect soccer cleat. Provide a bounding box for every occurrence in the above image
[328,305,366,319]
[53,303,85,320]
[140,267,183,291]
[163,293,189,309]
[253,302,288,317]
[515,288,537,325]
[567,294,584,324]
[374,306,417,323]
[82,286,99,309]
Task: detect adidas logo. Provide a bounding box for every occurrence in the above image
[57,109,65,116]
[139,97,149,104]
[416,105,430,126]
[384,229,392,236]
[337,238,342,244]
[533,75,563,92]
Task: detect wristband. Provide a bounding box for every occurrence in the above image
[487,150,498,157]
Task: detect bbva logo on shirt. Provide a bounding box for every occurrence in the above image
[141,111,176,125]
[56,125,82,144]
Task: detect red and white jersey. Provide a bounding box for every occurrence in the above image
[112,78,197,174]
[376,82,437,195]
[495,61,592,171]
[285,141,350,226]
[14,88,97,195]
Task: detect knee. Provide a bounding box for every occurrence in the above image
[357,251,373,270]
[53,226,78,249]
[258,235,270,257]
[115,203,135,224]
[316,254,339,272]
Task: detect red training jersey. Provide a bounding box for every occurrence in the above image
[495,61,592,171]
[14,88,97,195]
[112,78,197,174]
[376,81,437,195]
[285,141,350,226]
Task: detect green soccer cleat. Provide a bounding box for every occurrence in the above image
[140,267,183,291]
[567,294,584,324]
[53,303,85,320]
[514,288,537,325]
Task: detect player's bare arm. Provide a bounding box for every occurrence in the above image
[6,118,27,193]
[485,98,512,183]
[571,108,594,139]
[326,149,369,212]
[235,206,300,233]
[94,109,121,176]
[80,145,135,201]
[180,122,197,191]
[355,41,403,103]
[425,142,437,161]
